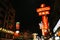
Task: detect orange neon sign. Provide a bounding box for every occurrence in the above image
[36,4,50,36]
[38,11,50,16]
[36,7,50,12]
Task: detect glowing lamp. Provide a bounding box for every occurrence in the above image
[16,22,20,30]
[38,11,50,16]
[14,30,20,38]
[16,30,19,33]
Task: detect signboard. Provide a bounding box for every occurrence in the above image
[36,7,50,12]
[38,11,50,16]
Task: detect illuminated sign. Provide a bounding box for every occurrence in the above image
[36,4,50,36]
[0,28,14,34]
[38,11,50,16]
[36,7,50,12]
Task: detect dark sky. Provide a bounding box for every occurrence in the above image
[12,0,60,36]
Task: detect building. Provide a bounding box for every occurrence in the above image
[0,0,15,39]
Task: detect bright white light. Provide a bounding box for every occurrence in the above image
[53,19,60,32]
[55,37,59,40]
[39,21,43,29]
[16,22,20,24]
[16,30,19,33]
[33,33,38,36]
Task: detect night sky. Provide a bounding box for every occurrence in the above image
[11,0,60,36]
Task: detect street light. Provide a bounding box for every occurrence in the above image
[16,30,20,33]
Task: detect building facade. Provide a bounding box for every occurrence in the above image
[0,0,15,39]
